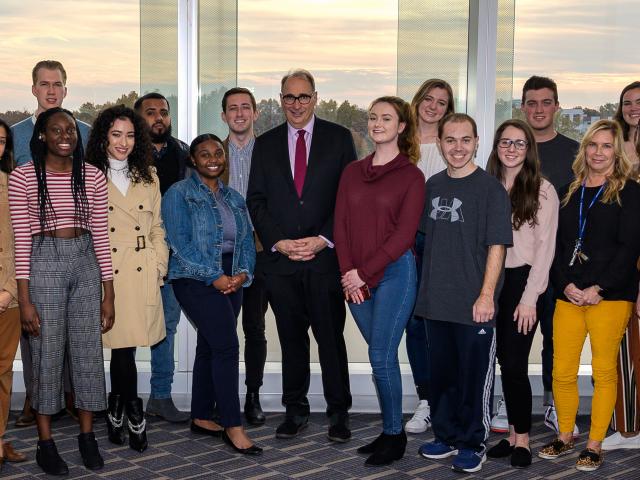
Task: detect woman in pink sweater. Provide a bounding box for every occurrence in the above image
[486,119,559,468]
[334,96,424,467]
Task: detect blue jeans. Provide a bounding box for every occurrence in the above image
[150,283,182,399]
[349,250,417,434]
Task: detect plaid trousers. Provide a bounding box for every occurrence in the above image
[28,234,106,414]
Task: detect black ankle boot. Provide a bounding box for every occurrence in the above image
[365,430,407,467]
[106,393,126,445]
[125,398,148,452]
[244,392,266,426]
[78,432,104,470]
[36,438,69,476]
[357,433,384,454]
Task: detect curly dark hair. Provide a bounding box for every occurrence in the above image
[0,118,15,174]
[86,105,154,184]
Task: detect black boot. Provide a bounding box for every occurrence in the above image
[78,432,104,470]
[106,393,126,445]
[36,438,69,476]
[365,430,407,467]
[357,432,384,454]
[125,398,148,452]
[244,392,266,426]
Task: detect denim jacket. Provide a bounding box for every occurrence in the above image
[162,173,255,286]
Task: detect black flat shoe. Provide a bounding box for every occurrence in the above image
[222,430,263,455]
[511,446,532,468]
[487,439,515,458]
[190,421,223,437]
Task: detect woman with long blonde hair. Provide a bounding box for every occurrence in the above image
[539,120,640,471]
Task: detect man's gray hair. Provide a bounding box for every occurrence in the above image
[280,69,316,92]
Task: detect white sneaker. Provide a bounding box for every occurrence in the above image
[544,405,580,438]
[601,431,640,451]
[405,400,431,433]
[490,398,509,433]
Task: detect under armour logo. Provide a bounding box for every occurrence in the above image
[430,197,464,223]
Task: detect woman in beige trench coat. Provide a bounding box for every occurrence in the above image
[86,106,168,453]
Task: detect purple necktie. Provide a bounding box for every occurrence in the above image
[294,129,307,197]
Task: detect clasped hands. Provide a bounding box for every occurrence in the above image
[564,283,602,306]
[213,273,247,295]
[275,237,327,262]
[341,269,366,304]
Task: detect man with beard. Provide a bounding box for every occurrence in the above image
[134,93,190,422]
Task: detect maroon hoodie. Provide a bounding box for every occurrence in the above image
[334,152,425,287]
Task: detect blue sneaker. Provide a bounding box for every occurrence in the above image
[419,440,458,459]
[451,448,486,473]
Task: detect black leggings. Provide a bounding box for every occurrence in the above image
[110,347,138,402]
[496,266,542,434]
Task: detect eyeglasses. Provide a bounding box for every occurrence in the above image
[281,93,315,105]
[497,138,528,150]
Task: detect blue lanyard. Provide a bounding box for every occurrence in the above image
[577,182,606,245]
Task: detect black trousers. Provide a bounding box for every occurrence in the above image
[265,266,351,418]
[173,254,243,427]
[495,266,541,434]
[242,251,268,392]
[427,319,496,451]
[110,347,138,402]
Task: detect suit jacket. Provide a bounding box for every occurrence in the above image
[247,116,356,274]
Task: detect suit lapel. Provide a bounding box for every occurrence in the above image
[277,124,297,195]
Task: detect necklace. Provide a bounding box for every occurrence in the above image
[110,163,129,172]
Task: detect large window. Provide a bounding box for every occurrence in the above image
[512,0,639,141]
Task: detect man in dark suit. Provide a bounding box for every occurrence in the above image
[247,69,356,442]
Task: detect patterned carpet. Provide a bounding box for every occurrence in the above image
[2,411,640,479]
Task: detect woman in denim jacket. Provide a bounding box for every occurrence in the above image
[161,133,260,455]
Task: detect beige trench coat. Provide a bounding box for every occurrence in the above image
[102,173,169,349]
[0,172,18,308]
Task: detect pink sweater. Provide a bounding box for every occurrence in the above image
[9,162,113,281]
[505,178,559,306]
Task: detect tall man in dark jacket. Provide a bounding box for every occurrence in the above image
[247,69,356,442]
[134,92,190,422]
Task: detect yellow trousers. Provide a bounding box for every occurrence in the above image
[553,299,632,441]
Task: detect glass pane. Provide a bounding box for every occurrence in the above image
[495,0,515,127]
[237,0,398,159]
[397,0,469,112]
[513,0,639,142]
[0,0,140,126]
[140,0,180,132]
[199,0,237,136]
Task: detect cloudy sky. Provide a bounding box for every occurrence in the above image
[0,0,638,113]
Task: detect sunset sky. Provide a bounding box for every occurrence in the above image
[0,0,638,113]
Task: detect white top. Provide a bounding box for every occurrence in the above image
[108,158,130,196]
[416,143,446,181]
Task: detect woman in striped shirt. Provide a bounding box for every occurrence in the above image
[8,107,114,476]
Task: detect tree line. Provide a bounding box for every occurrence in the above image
[0,91,619,159]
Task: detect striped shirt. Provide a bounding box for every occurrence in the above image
[228,137,255,198]
[8,162,113,280]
